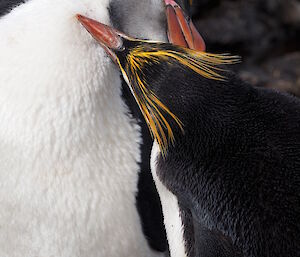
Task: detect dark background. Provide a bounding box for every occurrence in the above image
[192,0,300,96]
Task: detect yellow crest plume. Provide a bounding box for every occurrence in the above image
[117,42,240,156]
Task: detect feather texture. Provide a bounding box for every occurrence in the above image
[118,41,240,155]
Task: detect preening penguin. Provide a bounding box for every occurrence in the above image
[0,0,204,256]
[77,15,300,257]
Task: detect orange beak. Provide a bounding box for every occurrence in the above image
[76,0,206,56]
[76,14,125,64]
[164,0,206,51]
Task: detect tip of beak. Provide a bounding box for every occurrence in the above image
[76,14,83,21]
[76,14,90,25]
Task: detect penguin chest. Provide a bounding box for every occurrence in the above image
[151,142,187,257]
[0,122,154,257]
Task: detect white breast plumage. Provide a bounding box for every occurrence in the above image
[151,142,188,257]
[0,0,165,256]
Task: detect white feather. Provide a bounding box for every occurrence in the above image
[0,0,166,256]
[151,142,188,257]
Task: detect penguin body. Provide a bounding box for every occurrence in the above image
[75,21,300,256]
[149,68,300,257]
[0,1,167,256]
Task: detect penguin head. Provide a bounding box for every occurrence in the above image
[77,14,239,155]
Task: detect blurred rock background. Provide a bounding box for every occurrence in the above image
[192,0,300,96]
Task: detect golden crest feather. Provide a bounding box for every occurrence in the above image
[117,43,240,156]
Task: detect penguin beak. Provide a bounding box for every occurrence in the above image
[76,14,124,64]
[164,0,206,51]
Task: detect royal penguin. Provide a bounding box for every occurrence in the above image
[0,0,205,256]
[76,15,300,257]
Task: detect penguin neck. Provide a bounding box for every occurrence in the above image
[0,0,137,160]
[147,68,251,156]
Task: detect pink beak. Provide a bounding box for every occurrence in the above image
[76,14,124,63]
[76,0,206,56]
[164,0,206,51]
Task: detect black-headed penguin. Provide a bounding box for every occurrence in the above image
[76,15,300,257]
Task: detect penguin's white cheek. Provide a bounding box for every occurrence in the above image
[150,142,188,257]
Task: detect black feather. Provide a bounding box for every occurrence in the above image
[151,67,300,256]
[0,0,26,17]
